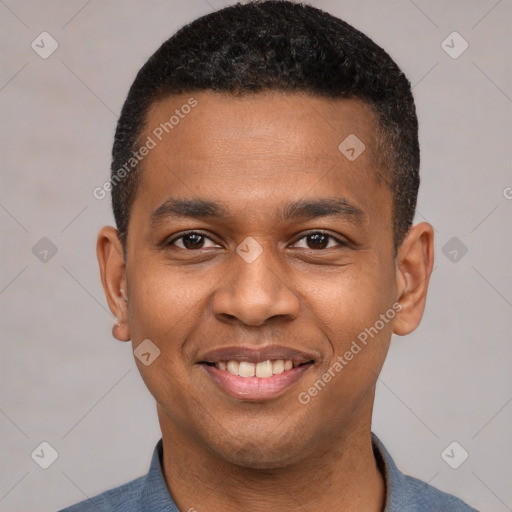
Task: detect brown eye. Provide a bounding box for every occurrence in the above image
[169,232,218,250]
[182,233,204,249]
[306,233,329,249]
[293,232,343,250]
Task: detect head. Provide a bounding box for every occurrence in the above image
[98,0,433,468]
[111,0,420,253]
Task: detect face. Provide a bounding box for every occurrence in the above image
[98,91,433,469]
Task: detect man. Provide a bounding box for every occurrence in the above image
[61,1,478,510]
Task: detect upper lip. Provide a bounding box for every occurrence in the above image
[198,345,318,365]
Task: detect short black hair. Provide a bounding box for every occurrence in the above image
[111,0,419,252]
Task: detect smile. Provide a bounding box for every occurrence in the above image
[213,359,297,378]
[198,345,317,400]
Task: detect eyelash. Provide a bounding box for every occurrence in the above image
[167,230,346,250]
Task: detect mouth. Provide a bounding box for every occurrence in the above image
[203,359,309,378]
[197,346,316,401]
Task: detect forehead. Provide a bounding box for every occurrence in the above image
[133,91,391,231]
[144,91,382,168]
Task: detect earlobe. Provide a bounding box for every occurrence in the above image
[97,226,131,342]
[112,321,130,342]
[393,222,435,336]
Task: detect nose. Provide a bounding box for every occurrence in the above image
[211,245,301,327]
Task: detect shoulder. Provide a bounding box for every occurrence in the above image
[400,474,479,511]
[57,439,178,512]
[57,475,146,512]
[371,433,479,511]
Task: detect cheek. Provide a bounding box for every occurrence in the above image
[126,263,211,342]
[125,266,208,427]
[306,252,397,346]
[295,261,396,429]
[125,266,206,397]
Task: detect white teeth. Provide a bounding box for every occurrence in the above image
[239,361,255,377]
[216,359,295,378]
[272,360,285,374]
[256,360,273,378]
[227,360,239,376]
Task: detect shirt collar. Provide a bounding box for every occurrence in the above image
[371,432,407,511]
[138,438,179,511]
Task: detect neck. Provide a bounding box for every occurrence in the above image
[158,405,386,512]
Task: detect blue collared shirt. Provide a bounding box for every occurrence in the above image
[59,434,478,511]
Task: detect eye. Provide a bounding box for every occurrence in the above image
[168,232,220,250]
[292,232,345,250]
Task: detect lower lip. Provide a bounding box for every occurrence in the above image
[201,363,313,401]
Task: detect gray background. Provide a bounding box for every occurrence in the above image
[1,0,511,510]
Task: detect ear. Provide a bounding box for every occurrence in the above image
[97,226,130,342]
[393,222,435,336]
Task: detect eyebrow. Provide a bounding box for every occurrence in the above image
[150,197,365,226]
